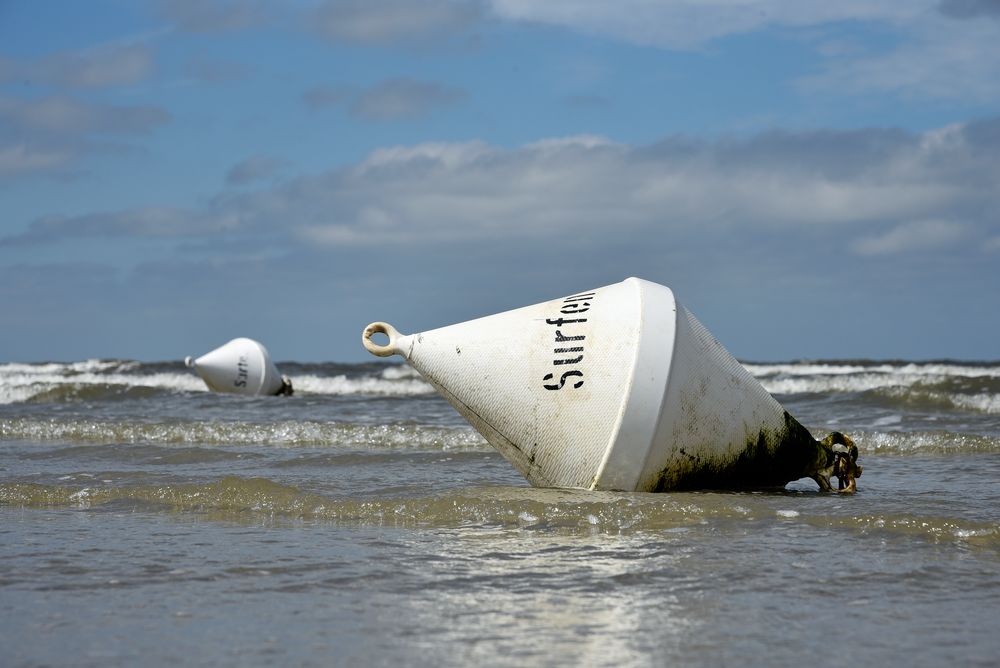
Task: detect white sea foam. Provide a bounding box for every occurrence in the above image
[0,417,487,449]
[0,385,42,405]
[740,362,1000,415]
[0,359,138,375]
[760,377,1000,414]
[947,393,1000,415]
[380,365,422,381]
[871,414,903,427]
[856,430,1000,454]
[746,361,1000,401]
[745,362,1000,379]
[757,373,926,395]
[0,370,204,404]
[280,374,433,396]
[745,363,887,377]
[0,361,435,404]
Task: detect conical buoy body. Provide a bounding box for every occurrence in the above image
[185,338,291,396]
[363,277,857,492]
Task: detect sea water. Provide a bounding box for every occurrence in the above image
[2,359,998,666]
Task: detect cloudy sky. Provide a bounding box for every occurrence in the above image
[2,0,998,362]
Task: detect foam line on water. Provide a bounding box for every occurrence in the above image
[0,418,487,449]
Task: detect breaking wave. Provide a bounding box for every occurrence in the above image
[0,361,432,404]
[745,362,1000,379]
[0,363,206,405]
[746,361,1000,414]
[850,430,1000,455]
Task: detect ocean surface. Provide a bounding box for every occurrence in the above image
[2,358,999,666]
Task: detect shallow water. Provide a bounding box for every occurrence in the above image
[2,359,999,666]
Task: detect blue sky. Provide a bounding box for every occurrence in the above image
[1,0,998,362]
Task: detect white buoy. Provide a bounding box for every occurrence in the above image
[185,337,292,396]
[362,277,859,492]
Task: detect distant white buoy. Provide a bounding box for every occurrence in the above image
[362,277,859,492]
[185,338,292,396]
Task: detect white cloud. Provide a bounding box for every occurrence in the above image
[143,1,1000,104]
[359,140,492,170]
[800,18,1000,102]
[309,0,483,45]
[938,0,1000,19]
[352,79,466,120]
[488,1,1000,102]
[184,58,248,84]
[0,96,170,179]
[851,219,969,256]
[226,156,287,186]
[7,121,998,258]
[156,0,269,32]
[0,143,74,177]
[47,44,153,89]
[0,44,154,89]
[2,207,245,247]
[288,126,984,245]
[488,0,918,49]
[302,85,355,111]
[0,96,170,136]
[304,79,466,120]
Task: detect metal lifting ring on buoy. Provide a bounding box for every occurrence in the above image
[362,322,405,357]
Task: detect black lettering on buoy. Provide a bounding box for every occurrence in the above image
[541,292,598,389]
[234,354,249,388]
[555,330,584,343]
[545,317,587,327]
[553,355,584,366]
[543,370,584,390]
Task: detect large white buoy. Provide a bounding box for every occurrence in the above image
[362,277,859,492]
[185,337,292,396]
